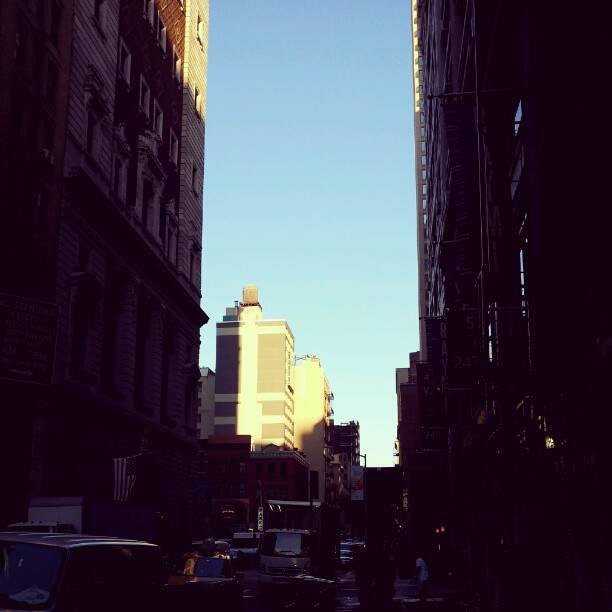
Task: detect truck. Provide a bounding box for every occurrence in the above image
[257,499,338,602]
[230,530,262,563]
[3,496,158,543]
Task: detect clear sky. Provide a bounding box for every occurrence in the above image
[199,1,419,468]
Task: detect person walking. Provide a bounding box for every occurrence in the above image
[415,552,429,602]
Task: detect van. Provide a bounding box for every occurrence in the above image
[0,531,164,611]
[230,531,261,562]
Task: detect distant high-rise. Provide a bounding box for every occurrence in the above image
[293,356,333,501]
[214,285,295,449]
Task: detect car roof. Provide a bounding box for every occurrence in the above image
[0,531,159,549]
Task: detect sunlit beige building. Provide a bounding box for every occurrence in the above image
[214,285,295,450]
[293,357,333,502]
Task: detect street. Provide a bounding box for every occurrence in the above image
[241,567,469,611]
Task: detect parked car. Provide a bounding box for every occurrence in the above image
[161,549,243,612]
[0,531,164,611]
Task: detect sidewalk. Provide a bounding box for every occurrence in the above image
[392,576,470,610]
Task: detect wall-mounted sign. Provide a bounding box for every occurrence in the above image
[0,293,59,385]
[350,465,364,501]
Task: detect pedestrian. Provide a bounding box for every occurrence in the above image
[415,552,428,602]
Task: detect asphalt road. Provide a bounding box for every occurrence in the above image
[242,566,469,612]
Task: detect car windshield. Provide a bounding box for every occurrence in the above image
[231,538,258,548]
[0,542,65,609]
[174,556,230,578]
[261,532,311,558]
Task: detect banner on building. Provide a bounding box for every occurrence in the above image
[350,465,364,500]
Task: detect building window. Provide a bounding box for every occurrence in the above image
[169,129,178,166]
[514,100,523,135]
[239,457,246,473]
[197,12,205,44]
[93,0,106,25]
[173,50,182,83]
[134,295,152,410]
[421,155,426,166]
[118,38,131,83]
[142,178,155,231]
[153,100,163,138]
[280,463,287,477]
[194,87,201,116]
[167,221,177,264]
[239,484,246,497]
[268,463,275,477]
[256,462,262,476]
[112,155,127,201]
[157,15,166,52]
[85,110,101,158]
[191,163,198,192]
[139,75,150,117]
[144,0,155,28]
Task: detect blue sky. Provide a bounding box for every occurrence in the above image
[199,1,418,467]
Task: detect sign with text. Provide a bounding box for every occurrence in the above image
[350,465,364,500]
[0,293,59,385]
[257,506,264,531]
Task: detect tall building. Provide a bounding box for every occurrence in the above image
[198,366,215,439]
[415,1,612,610]
[293,356,334,502]
[0,0,209,552]
[412,0,428,360]
[0,0,74,527]
[214,285,296,450]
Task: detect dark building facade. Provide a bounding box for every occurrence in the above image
[1,0,209,556]
[413,1,612,610]
[196,435,252,539]
[330,420,360,467]
[249,444,309,526]
[0,0,74,528]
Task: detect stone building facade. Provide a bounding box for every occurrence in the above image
[0,0,209,554]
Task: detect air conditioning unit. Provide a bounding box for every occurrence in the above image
[41,149,55,166]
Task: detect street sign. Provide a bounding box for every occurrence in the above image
[257,506,264,531]
[0,293,59,385]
